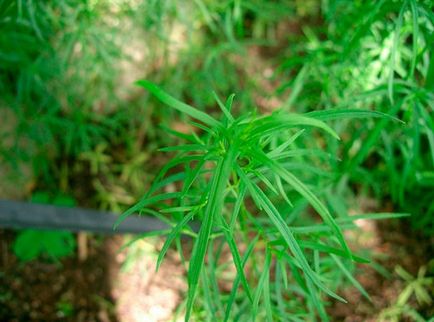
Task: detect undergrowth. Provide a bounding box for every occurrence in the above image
[278,0,434,234]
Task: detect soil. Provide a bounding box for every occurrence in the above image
[0,230,186,322]
[1,216,432,322]
[329,218,434,321]
[0,230,116,322]
[0,155,432,322]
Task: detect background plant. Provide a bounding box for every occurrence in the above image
[277,0,434,233]
[13,191,76,262]
[378,265,433,322]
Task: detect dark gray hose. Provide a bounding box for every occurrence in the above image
[0,199,169,234]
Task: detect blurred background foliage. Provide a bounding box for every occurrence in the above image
[0,0,432,320]
[1,0,432,230]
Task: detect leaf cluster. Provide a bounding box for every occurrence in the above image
[118,81,405,321]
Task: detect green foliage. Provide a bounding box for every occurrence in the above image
[13,229,75,262]
[12,192,76,262]
[0,0,148,188]
[118,82,405,321]
[378,265,433,322]
[1,0,431,319]
[278,0,434,233]
[56,300,75,318]
[0,0,295,205]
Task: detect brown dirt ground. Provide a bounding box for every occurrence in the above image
[329,218,433,321]
[1,216,432,322]
[0,231,186,322]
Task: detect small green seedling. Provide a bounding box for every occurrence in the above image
[378,265,433,322]
[13,192,76,262]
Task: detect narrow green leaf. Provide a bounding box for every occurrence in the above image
[291,223,355,235]
[185,145,238,321]
[213,91,234,123]
[159,144,208,152]
[283,65,308,111]
[408,0,419,78]
[336,212,410,223]
[249,113,340,141]
[347,102,403,172]
[275,174,293,208]
[252,248,272,319]
[224,235,258,322]
[201,268,218,319]
[136,80,222,128]
[229,184,246,233]
[300,241,370,263]
[306,276,329,321]
[388,2,407,104]
[207,239,225,313]
[253,170,279,195]
[149,172,186,196]
[306,109,403,123]
[150,156,204,195]
[156,211,196,271]
[114,192,180,228]
[332,255,371,301]
[160,206,198,213]
[263,253,273,322]
[117,229,168,253]
[279,259,288,289]
[249,149,352,260]
[225,93,236,112]
[188,121,215,135]
[218,216,253,302]
[159,124,197,142]
[237,167,346,303]
[267,129,305,158]
[182,158,207,197]
[275,263,287,319]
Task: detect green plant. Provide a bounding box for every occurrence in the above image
[1,1,429,320]
[117,81,404,321]
[0,0,148,187]
[378,265,433,322]
[13,192,76,262]
[13,229,75,262]
[56,300,75,318]
[277,0,433,233]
